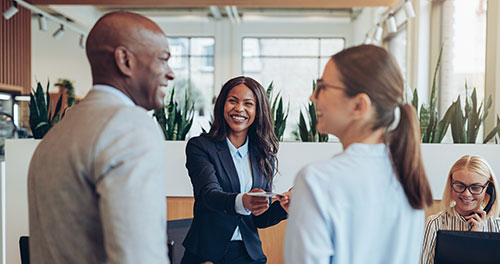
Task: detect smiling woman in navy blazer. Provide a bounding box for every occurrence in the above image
[181,76,289,264]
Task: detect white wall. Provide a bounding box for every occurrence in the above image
[31,17,91,98]
[352,7,376,46]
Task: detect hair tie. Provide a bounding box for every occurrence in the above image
[388,104,401,132]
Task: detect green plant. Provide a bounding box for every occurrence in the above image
[266,82,289,141]
[55,79,76,107]
[411,45,453,143]
[29,81,64,139]
[153,87,195,140]
[483,115,500,143]
[449,85,492,143]
[297,81,328,142]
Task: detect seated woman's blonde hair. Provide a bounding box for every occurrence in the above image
[441,155,500,217]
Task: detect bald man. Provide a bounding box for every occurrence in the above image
[27,11,174,264]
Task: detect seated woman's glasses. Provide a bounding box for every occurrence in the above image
[451,181,489,195]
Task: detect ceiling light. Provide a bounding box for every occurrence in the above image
[225,6,235,23]
[38,14,47,31]
[364,34,371,45]
[53,25,64,39]
[386,14,397,33]
[209,6,222,20]
[79,34,86,48]
[404,1,416,19]
[374,24,383,41]
[3,1,18,20]
[231,6,241,24]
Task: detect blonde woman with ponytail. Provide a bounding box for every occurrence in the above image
[284,45,433,264]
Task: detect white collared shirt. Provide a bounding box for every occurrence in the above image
[92,84,135,107]
[226,137,253,241]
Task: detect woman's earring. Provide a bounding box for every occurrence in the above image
[450,200,456,208]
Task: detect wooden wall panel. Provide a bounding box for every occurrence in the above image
[1,0,31,95]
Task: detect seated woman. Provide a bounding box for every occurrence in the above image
[420,155,500,264]
[181,76,290,264]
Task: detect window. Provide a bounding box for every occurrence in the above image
[167,37,215,137]
[242,37,345,140]
[439,0,487,117]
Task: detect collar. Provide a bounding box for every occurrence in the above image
[451,207,468,222]
[92,84,135,107]
[226,137,249,159]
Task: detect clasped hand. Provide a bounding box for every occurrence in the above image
[465,209,490,231]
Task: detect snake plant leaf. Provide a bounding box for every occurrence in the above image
[34,122,49,130]
[411,89,419,114]
[51,94,64,125]
[266,81,274,100]
[154,86,195,140]
[419,105,430,141]
[153,108,168,139]
[44,81,50,120]
[484,126,499,143]
[466,87,476,143]
[432,103,454,143]
[451,97,466,143]
[266,81,289,141]
[295,80,328,142]
[36,82,48,124]
[298,111,309,142]
[29,81,66,139]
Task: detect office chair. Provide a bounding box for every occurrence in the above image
[167,218,193,264]
[19,236,29,264]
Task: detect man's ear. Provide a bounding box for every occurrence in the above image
[351,93,372,120]
[114,46,134,77]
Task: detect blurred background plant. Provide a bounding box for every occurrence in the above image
[154,87,195,140]
[483,115,500,143]
[411,45,499,144]
[296,81,328,142]
[29,81,63,139]
[266,82,289,141]
[449,85,493,143]
[55,79,77,107]
[411,46,452,143]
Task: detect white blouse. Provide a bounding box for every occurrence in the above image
[285,143,425,264]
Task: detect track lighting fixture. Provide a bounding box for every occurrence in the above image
[38,14,47,32]
[3,1,19,20]
[52,25,65,40]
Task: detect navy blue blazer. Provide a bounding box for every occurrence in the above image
[182,135,287,262]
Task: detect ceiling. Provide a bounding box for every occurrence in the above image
[28,0,399,8]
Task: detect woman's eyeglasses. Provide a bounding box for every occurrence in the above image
[450,181,489,195]
[315,79,345,92]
